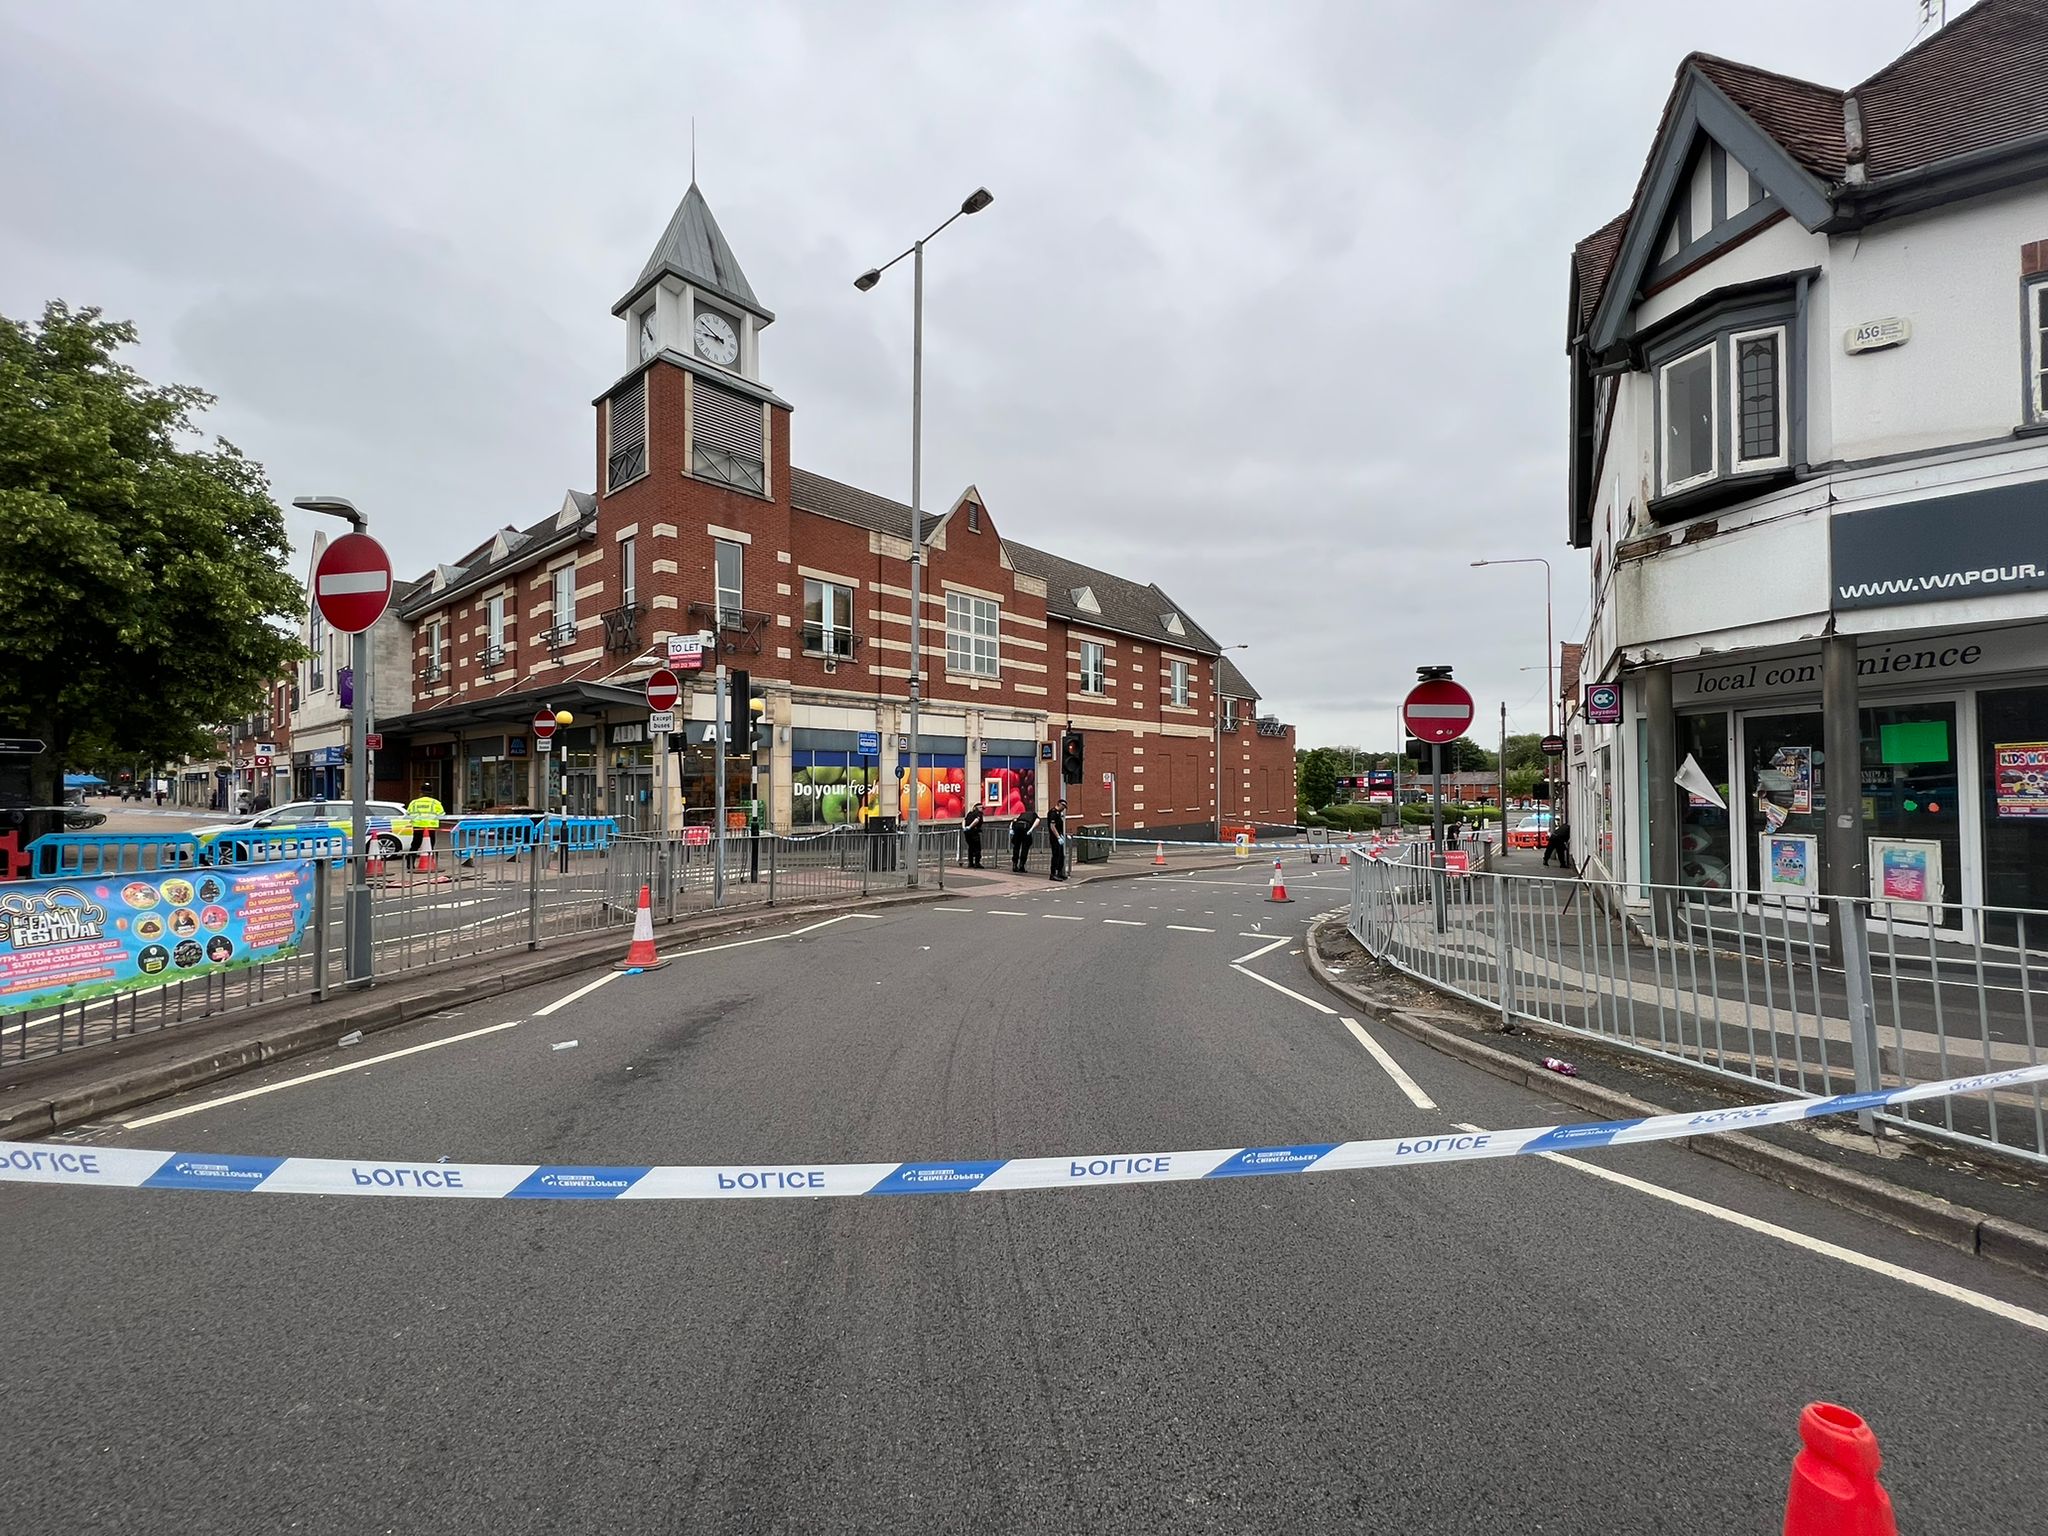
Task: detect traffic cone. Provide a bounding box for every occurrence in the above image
[416,831,438,875]
[1782,1403,1897,1536]
[1268,858,1291,903]
[1339,848,1349,866]
[615,884,667,971]
[1153,841,1167,866]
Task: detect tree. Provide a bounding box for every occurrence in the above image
[0,303,303,826]
[1502,733,1547,775]
[1296,747,1340,811]
[1445,736,1496,773]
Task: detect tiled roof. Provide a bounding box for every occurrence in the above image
[1001,539,1222,654]
[1690,53,1846,179]
[1571,212,1629,335]
[617,182,765,319]
[399,504,594,619]
[1854,0,2048,180]
[1217,655,1260,702]
[788,467,940,542]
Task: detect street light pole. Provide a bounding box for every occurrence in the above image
[856,187,993,887]
[1471,557,1555,812]
[1212,643,1248,839]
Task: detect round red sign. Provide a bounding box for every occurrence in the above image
[1402,677,1475,745]
[531,708,558,740]
[312,532,394,635]
[645,668,681,712]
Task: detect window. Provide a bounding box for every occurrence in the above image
[308,609,325,690]
[1221,695,1239,732]
[715,540,743,625]
[804,579,854,657]
[2028,279,2048,424]
[1732,328,1786,471]
[1169,658,1190,707]
[426,619,445,680]
[1079,640,1105,695]
[486,593,507,658]
[606,376,647,491]
[945,591,999,678]
[620,536,637,609]
[1659,343,1717,493]
[691,378,766,495]
[552,565,576,640]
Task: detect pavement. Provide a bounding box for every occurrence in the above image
[5,857,2047,1532]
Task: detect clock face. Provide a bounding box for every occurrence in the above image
[694,310,739,367]
[638,312,657,360]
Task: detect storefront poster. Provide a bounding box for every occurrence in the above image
[1870,838,1943,908]
[1759,832,1820,899]
[1993,742,2048,820]
[1759,798,1789,832]
[1767,745,1814,814]
[0,862,315,1016]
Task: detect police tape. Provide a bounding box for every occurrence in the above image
[4,1063,2043,1202]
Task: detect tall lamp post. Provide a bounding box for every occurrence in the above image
[1472,557,1555,813]
[855,186,994,886]
[293,494,373,985]
[1212,643,1249,838]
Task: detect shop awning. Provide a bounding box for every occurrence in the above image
[374,680,649,737]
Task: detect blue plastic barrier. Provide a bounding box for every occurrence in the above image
[202,827,351,866]
[27,833,202,878]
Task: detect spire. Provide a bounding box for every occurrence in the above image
[612,183,769,321]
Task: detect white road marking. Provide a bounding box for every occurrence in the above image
[1340,1017,1438,1109]
[1448,1124,2048,1337]
[1104,919,1147,927]
[1167,924,1215,933]
[535,969,623,1017]
[989,909,1028,916]
[1234,936,1289,964]
[1044,913,1085,921]
[1230,963,1337,1014]
[935,906,976,914]
[123,1019,524,1128]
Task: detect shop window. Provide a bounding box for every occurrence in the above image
[790,750,879,827]
[1858,703,1960,929]
[1677,713,1732,894]
[1978,686,2048,943]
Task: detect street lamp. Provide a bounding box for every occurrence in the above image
[1472,557,1555,813]
[854,187,994,886]
[1213,643,1248,838]
[292,494,372,985]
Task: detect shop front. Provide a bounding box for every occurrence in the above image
[1653,619,2048,940]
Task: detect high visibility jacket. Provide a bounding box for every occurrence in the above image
[407,795,445,829]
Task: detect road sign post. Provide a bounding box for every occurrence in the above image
[313,532,393,989]
[1403,669,1472,936]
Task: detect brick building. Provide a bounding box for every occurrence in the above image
[376,184,1297,837]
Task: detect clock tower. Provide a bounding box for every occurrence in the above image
[613,182,772,383]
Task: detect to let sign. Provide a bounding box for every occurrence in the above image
[1401,678,1474,745]
[312,533,394,635]
[667,636,706,671]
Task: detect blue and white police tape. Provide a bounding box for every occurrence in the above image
[4,1062,2043,1201]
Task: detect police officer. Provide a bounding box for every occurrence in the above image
[962,800,985,868]
[1047,798,1069,882]
[406,782,445,868]
[1010,806,1038,873]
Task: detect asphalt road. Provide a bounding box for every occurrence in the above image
[4,859,2046,1533]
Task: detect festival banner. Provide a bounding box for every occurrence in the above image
[0,862,316,1015]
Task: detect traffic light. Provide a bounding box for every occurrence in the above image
[1060,731,1084,785]
[1406,737,1431,769]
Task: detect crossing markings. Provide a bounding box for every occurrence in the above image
[1235,937,1289,963]
[1340,1017,1437,1109]
[1455,1121,2048,1338]
[1166,925,1215,934]
[1230,964,1337,1015]
[124,1019,525,1129]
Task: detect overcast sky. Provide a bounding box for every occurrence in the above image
[0,0,1959,750]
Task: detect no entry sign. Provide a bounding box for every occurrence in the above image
[1402,678,1474,745]
[645,668,681,712]
[313,533,394,635]
[532,708,559,741]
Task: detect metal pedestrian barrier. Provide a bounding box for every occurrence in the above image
[1347,842,2048,1168]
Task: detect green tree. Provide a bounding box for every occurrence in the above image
[1502,733,1547,775]
[1445,736,1496,772]
[1506,764,1543,800]
[0,303,303,820]
[1296,746,1340,810]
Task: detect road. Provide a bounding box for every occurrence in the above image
[4,858,2046,1532]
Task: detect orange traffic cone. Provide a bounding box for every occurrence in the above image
[1339,849,1349,866]
[616,884,667,971]
[1783,1403,1897,1536]
[1268,858,1291,903]
[1153,841,1167,866]
[416,831,438,875]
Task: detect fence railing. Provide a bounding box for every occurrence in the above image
[1347,844,2048,1168]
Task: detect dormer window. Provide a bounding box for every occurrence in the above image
[1160,612,1186,638]
[1647,290,1796,511]
[1071,585,1101,614]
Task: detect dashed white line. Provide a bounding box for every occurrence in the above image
[535,970,622,1017]
[1044,914,1085,921]
[1451,1122,2048,1337]
[1166,924,1215,933]
[1230,963,1336,1014]
[988,910,1028,916]
[1234,936,1289,963]
[1340,1017,1437,1109]
[1104,919,1147,927]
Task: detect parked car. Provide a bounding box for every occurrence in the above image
[192,799,415,862]
[1506,812,1554,851]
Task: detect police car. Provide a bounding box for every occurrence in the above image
[193,799,415,862]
